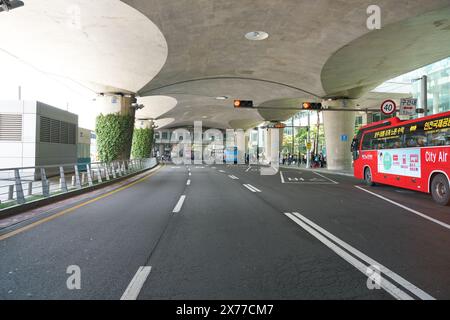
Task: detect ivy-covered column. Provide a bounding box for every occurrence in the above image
[131,120,154,159]
[94,94,137,162]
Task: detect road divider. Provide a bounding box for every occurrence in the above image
[285,211,435,300]
[173,195,186,213]
[355,186,450,231]
[120,266,152,300]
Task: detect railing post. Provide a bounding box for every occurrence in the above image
[104,164,110,181]
[74,165,82,189]
[118,162,123,177]
[14,169,26,204]
[96,168,103,183]
[8,185,14,200]
[40,168,50,198]
[59,166,68,193]
[111,163,117,179]
[86,164,93,187]
[122,161,127,175]
[28,181,33,196]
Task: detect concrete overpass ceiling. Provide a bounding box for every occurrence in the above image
[135,95,178,120]
[322,5,450,99]
[0,0,168,94]
[123,0,450,129]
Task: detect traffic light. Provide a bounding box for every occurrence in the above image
[302,102,322,110]
[234,100,254,108]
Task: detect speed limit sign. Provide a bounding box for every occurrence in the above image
[381,100,397,115]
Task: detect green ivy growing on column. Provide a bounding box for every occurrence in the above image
[96,113,134,162]
[131,128,154,159]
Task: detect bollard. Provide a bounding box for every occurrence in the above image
[40,168,50,198]
[111,163,117,179]
[14,169,26,204]
[96,169,103,183]
[8,185,14,200]
[59,166,68,193]
[28,181,33,196]
[74,165,81,189]
[104,165,110,181]
[86,165,93,187]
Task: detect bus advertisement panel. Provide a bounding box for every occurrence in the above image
[351,110,450,206]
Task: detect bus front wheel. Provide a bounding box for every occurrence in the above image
[364,167,375,186]
[431,174,450,206]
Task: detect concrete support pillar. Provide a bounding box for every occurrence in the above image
[236,129,246,164]
[95,94,137,117]
[322,99,357,171]
[135,119,153,129]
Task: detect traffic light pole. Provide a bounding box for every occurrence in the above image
[306,111,311,169]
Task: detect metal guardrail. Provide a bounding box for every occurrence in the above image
[0,158,157,210]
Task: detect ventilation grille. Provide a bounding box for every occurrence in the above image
[0,114,23,141]
[40,116,76,145]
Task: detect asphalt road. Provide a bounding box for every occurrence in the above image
[0,163,449,300]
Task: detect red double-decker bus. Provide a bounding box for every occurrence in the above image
[351,111,450,206]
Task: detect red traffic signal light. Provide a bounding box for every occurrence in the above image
[234,100,253,108]
[302,102,322,110]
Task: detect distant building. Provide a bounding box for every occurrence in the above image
[0,100,78,169]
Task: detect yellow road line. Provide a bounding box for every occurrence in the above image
[0,164,165,242]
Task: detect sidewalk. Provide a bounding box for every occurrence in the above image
[279,164,354,177]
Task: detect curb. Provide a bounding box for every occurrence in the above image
[0,164,160,219]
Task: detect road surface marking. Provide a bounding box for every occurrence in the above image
[171,167,181,169]
[195,166,205,169]
[355,186,450,231]
[228,175,239,180]
[0,165,165,242]
[219,170,226,173]
[120,266,152,300]
[281,171,336,185]
[280,171,286,183]
[172,195,186,213]
[243,184,261,193]
[313,172,339,184]
[286,212,435,300]
[186,179,191,186]
[245,166,252,172]
[189,172,192,176]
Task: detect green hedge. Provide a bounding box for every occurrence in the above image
[96,113,134,162]
[131,128,154,159]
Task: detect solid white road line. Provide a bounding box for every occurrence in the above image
[243,184,261,193]
[280,171,286,183]
[186,179,191,186]
[284,213,413,300]
[313,172,339,184]
[172,195,186,213]
[120,266,152,300]
[355,186,450,231]
[289,212,435,300]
